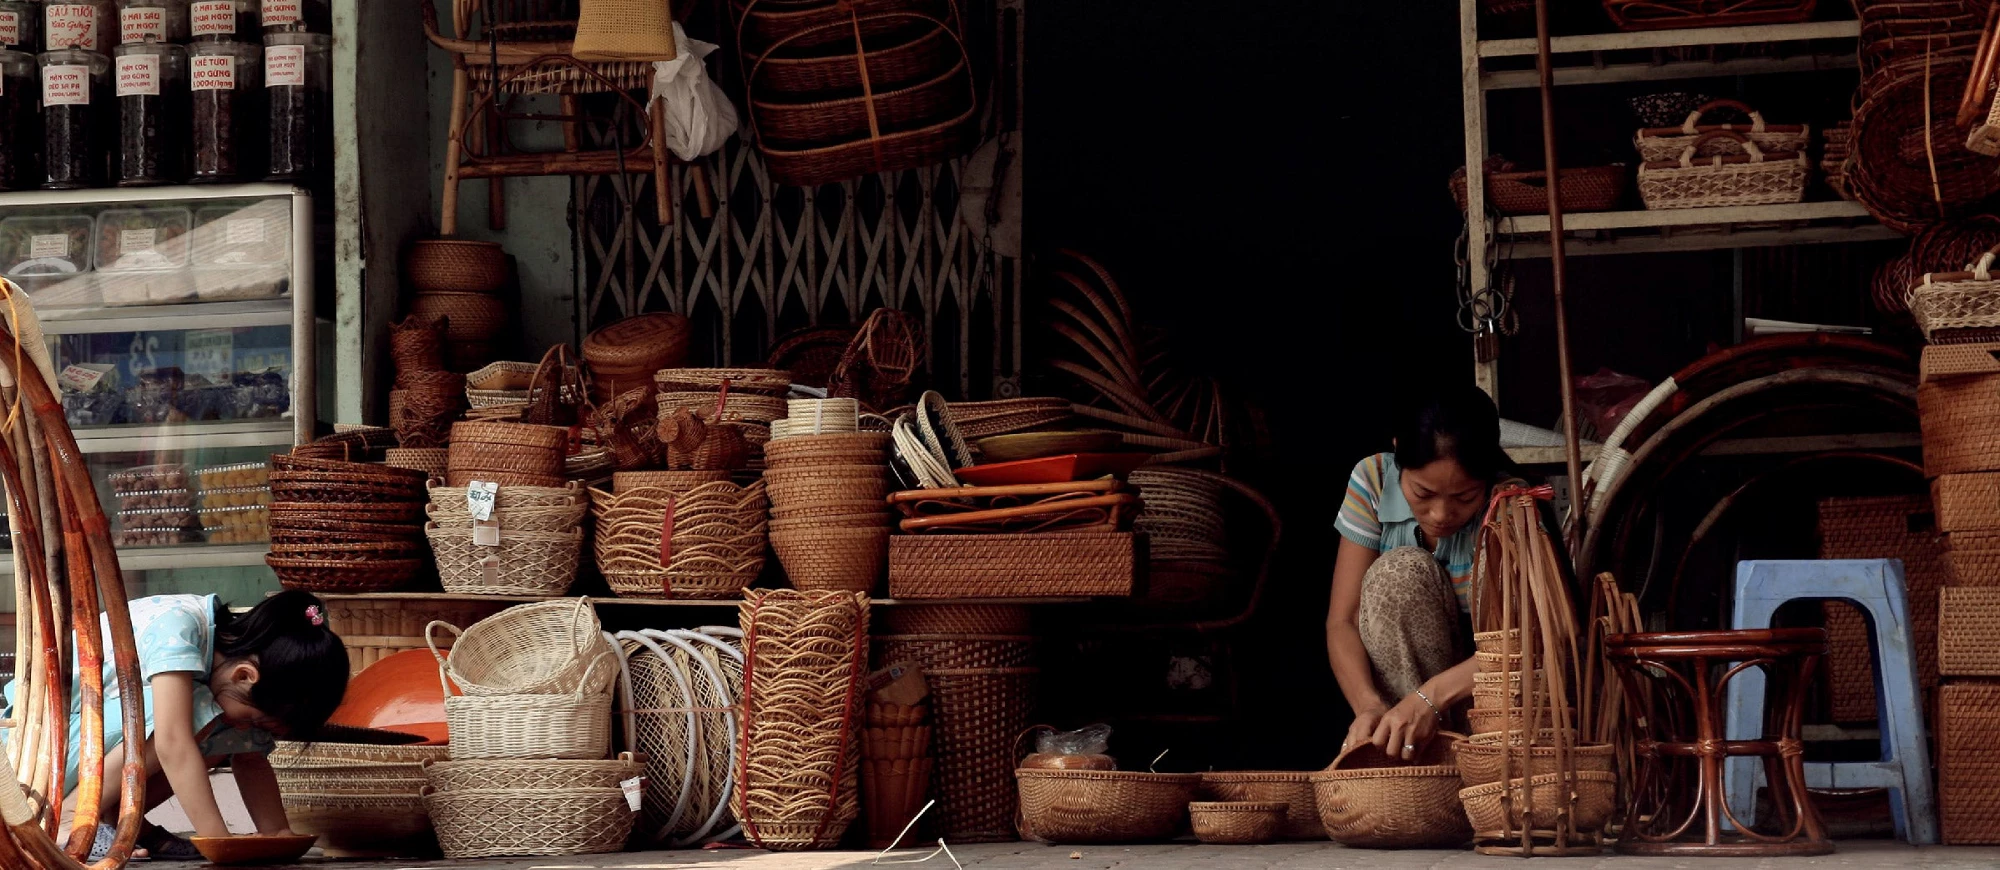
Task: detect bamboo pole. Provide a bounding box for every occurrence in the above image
[1532,0,1587,551]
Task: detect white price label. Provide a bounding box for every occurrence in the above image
[264,44,304,87]
[119,228,157,255]
[620,777,644,812]
[261,0,300,27]
[29,234,68,259]
[226,218,266,245]
[119,7,166,43]
[191,54,234,91]
[0,11,21,46]
[57,364,109,392]
[471,521,500,547]
[42,64,88,106]
[116,53,160,97]
[189,0,235,36]
[465,481,498,522]
[44,4,99,51]
[182,328,233,383]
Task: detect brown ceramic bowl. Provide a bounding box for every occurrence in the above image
[190,833,319,865]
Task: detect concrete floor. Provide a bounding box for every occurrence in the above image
[249,840,2000,870]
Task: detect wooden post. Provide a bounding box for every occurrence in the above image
[1534,0,1586,548]
[651,97,674,226]
[441,65,470,236]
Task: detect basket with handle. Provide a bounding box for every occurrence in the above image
[1634,98,1809,162]
[1310,736,1471,849]
[1637,131,1807,209]
[1910,246,2000,339]
[522,343,589,427]
[426,596,618,697]
[438,649,616,760]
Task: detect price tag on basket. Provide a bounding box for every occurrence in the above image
[620,777,645,812]
[467,480,501,547]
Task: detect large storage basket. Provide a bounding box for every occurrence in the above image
[442,671,615,760]
[930,667,1038,842]
[1940,680,2000,844]
[734,590,868,851]
[424,755,644,792]
[887,532,1136,598]
[426,523,584,596]
[1941,588,2000,676]
[1818,495,1945,721]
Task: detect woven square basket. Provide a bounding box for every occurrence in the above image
[887,532,1137,598]
[1941,680,2000,844]
[1936,473,2000,534]
[1637,131,1808,210]
[1941,588,2000,677]
[1818,496,1945,722]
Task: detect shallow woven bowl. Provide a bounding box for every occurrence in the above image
[1197,772,1324,840]
[1188,801,1287,845]
[406,239,507,293]
[1458,770,1618,836]
[1310,739,1470,849]
[1015,769,1200,844]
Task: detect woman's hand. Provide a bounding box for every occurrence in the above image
[1369,691,1441,761]
[1342,698,1390,754]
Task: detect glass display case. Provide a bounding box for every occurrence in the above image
[0,183,313,631]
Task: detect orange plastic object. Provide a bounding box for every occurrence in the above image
[325,649,453,745]
[190,833,319,865]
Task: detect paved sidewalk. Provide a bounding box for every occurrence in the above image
[281,840,2000,870]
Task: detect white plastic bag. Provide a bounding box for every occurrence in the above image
[649,23,739,162]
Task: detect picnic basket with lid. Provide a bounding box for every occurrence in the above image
[1636,131,1807,209]
[1633,98,1809,162]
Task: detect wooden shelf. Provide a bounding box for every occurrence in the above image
[1494,202,1898,256]
[316,592,1094,607]
[1479,20,1861,58]
[1482,51,1855,90]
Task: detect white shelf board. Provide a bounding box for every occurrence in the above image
[39,298,294,335]
[0,543,271,575]
[1498,201,1873,234]
[1506,432,1919,465]
[73,418,295,453]
[1481,51,1856,89]
[1511,222,1903,257]
[1479,20,1861,58]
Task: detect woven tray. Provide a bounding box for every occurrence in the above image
[887,532,1136,598]
[1942,680,2000,844]
[1937,473,2000,533]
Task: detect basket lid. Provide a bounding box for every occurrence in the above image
[1921,342,2000,383]
[583,312,692,369]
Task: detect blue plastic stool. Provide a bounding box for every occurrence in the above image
[1725,559,1939,845]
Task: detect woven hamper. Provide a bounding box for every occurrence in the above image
[1920,374,2000,478]
[1942,681,2000,843]
[1937,473,2000,533]
[1948,531,2000,587]
[887,532,1136,598]
[927,666,1038,842]
[1941,588,2000,676]
[735,590,868,851]
[1819,496,1945,722]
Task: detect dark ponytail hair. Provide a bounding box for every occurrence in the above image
[1393,383,1508,484]
[214,589,349,738]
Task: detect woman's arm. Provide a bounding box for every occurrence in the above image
[229,753,292,836]
[1370,655,1477,760]
[149,673,230,839]
[1327,538,1389,750]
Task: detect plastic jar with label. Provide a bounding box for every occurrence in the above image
[187,40,259,181]
[0,1,43,54]
[258,0,323,35]
[0,50,35,191]
[114,42,186,185]
[39,48,111,189]
[187,0,254,41]
[263,32,325,181]
[116,0,189,44]
[42,0,114,53]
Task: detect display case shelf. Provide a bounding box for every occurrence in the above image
[40,298,295,334]
[1505,432,1920,465]
[72,418,295,453]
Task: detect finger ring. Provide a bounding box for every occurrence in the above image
[1403,744,1416,753]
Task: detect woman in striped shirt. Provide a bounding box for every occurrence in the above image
[1325,384,1514,762]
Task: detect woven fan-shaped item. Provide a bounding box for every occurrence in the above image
[734,590,868,852]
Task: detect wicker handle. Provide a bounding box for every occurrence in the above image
[1679,130,1763,167]
[1329,731,1467,771]
[1977,250,1998,281]
[427,620,466,697]
[1682,98,1765,134]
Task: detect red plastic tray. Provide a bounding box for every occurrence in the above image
[952,453,1148,486]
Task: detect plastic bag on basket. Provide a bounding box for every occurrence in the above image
[1020,723,1117,770]
[649,23,738,162]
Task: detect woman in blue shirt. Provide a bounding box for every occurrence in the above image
[1325,385,1513,762]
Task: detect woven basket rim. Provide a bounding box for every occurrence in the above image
[1014,769,1200,783]
[1189,801,1290,813]
[1454,769,1619,798]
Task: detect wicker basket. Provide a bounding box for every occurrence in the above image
[427,787,636,858]
[734,0,956,56]
[583,312,691,376]
[654,368,793,396]
[754,57,973,145]
[268,556,422,594]
[406,239,508,293]
[1014,769,1199,844]
[1634,99,1810,162]
[1197,772,1323,840]
[1948,531,2000,587]
[1450,164,1627,216]
[1188,801,1287,846]
[735,590,869,851]
[613,470,731,492]
[872,634,1035,671]
[887,532,1136,598]
[1637,131,1807,209]
[879,603,1031,636]
[428,597,618,697]
[1455,730,1617,788]
[1819,495,1946,720]
[391,314,449,374]
[1911,251,2000,339]
[1941,588,2000,676]
[424,755,644,792]
[1937,473,2000,533]
[384,448,450,479]
[1921,376,2000,478]
[1310,738,1471,849]
[1941,680,2000,844]
[1458,770,1619,838]
[1603,0,1814,31]
[426,524,584,596]
[442,673,615,760]
[284,791,438,860]
[591,481,770,599]
[770,526,889,593]
[928,667,1037,842]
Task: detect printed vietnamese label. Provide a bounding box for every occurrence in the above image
[0,11,20,46]
[119,228,157,255]
[115,53,159,97]
[44,4,99,51]
[260,0,299,27]
[119,7,165,43]
[465,481,498,521]
[191,54,233,90]
[182,328,233,383]
[29,234,69,259]
[190,0,235,36]
[42,64,87,105]
[57,364,110,392]
[225,218,266,245]
[264,44,304,87]
[620,777,644,811]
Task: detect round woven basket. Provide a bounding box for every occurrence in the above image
[424,755,644,792]
[1310,737,1471,849]
[871,634,1035,671]
[879,603,1031,636]
[613,470,731,493]
[1189,801,1287,846]
[391,314,449,373]
[406,239,508,293]
[284,791,437,860]
[771,498,889,520]
[769,514,890,534]
[657,390,789,423]
[269,540,427,562]
[770,526,889,593]
[930,667,1038,842]
[1473,629,1523,656]
[427,500,587,533]
[408,292,507,339]
[654,368,793,396]
[763,431,893,458]
[426,787,635,859]
[767,477,891,507]
[427,524,584,596]
[263,516,421,537]
[451,421,570,451]
[1471,669,1546,710]
[1198,772,1323,840]
[267,556,422,593]
[1457,770,1618,838]
[428,597,617,697]
[384,448,449,479]
[583,311,691,371]
[274,453,428,482]
[1456,731,1617,788]
[1014,769,1200,844]
[592,480,770,599]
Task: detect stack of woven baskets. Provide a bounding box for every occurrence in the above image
[404,240,509,371]
[655,368,792,469]
[736,0,980,187]
[735,590,869,850]
[860,678,932,848]
[1197,771,1325,842]
[766,429,894,594]
[387,315,464,457]
[425,481,587,597]
[426,599,633,859]
[590,473,770,599]
[447,421,568,487]
[1633,100,1808,210]
[582,312,690,403]
[873,604,1038,843]
[1129,467,1232,607]
[1847,0,2000,233]
[275,740,449,858]
[265,453,431,593]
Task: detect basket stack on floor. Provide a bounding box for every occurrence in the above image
[765,404,894,595]
[734,590,869,851]
[403,240,509,371]
[274,741,450,859]
[857,663,933,848]
[265,452,430,593]
[426,481,588,597]
[425,599,635,859]
[590,472,769,599]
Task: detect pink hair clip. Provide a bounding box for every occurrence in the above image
[306,605,325,627]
